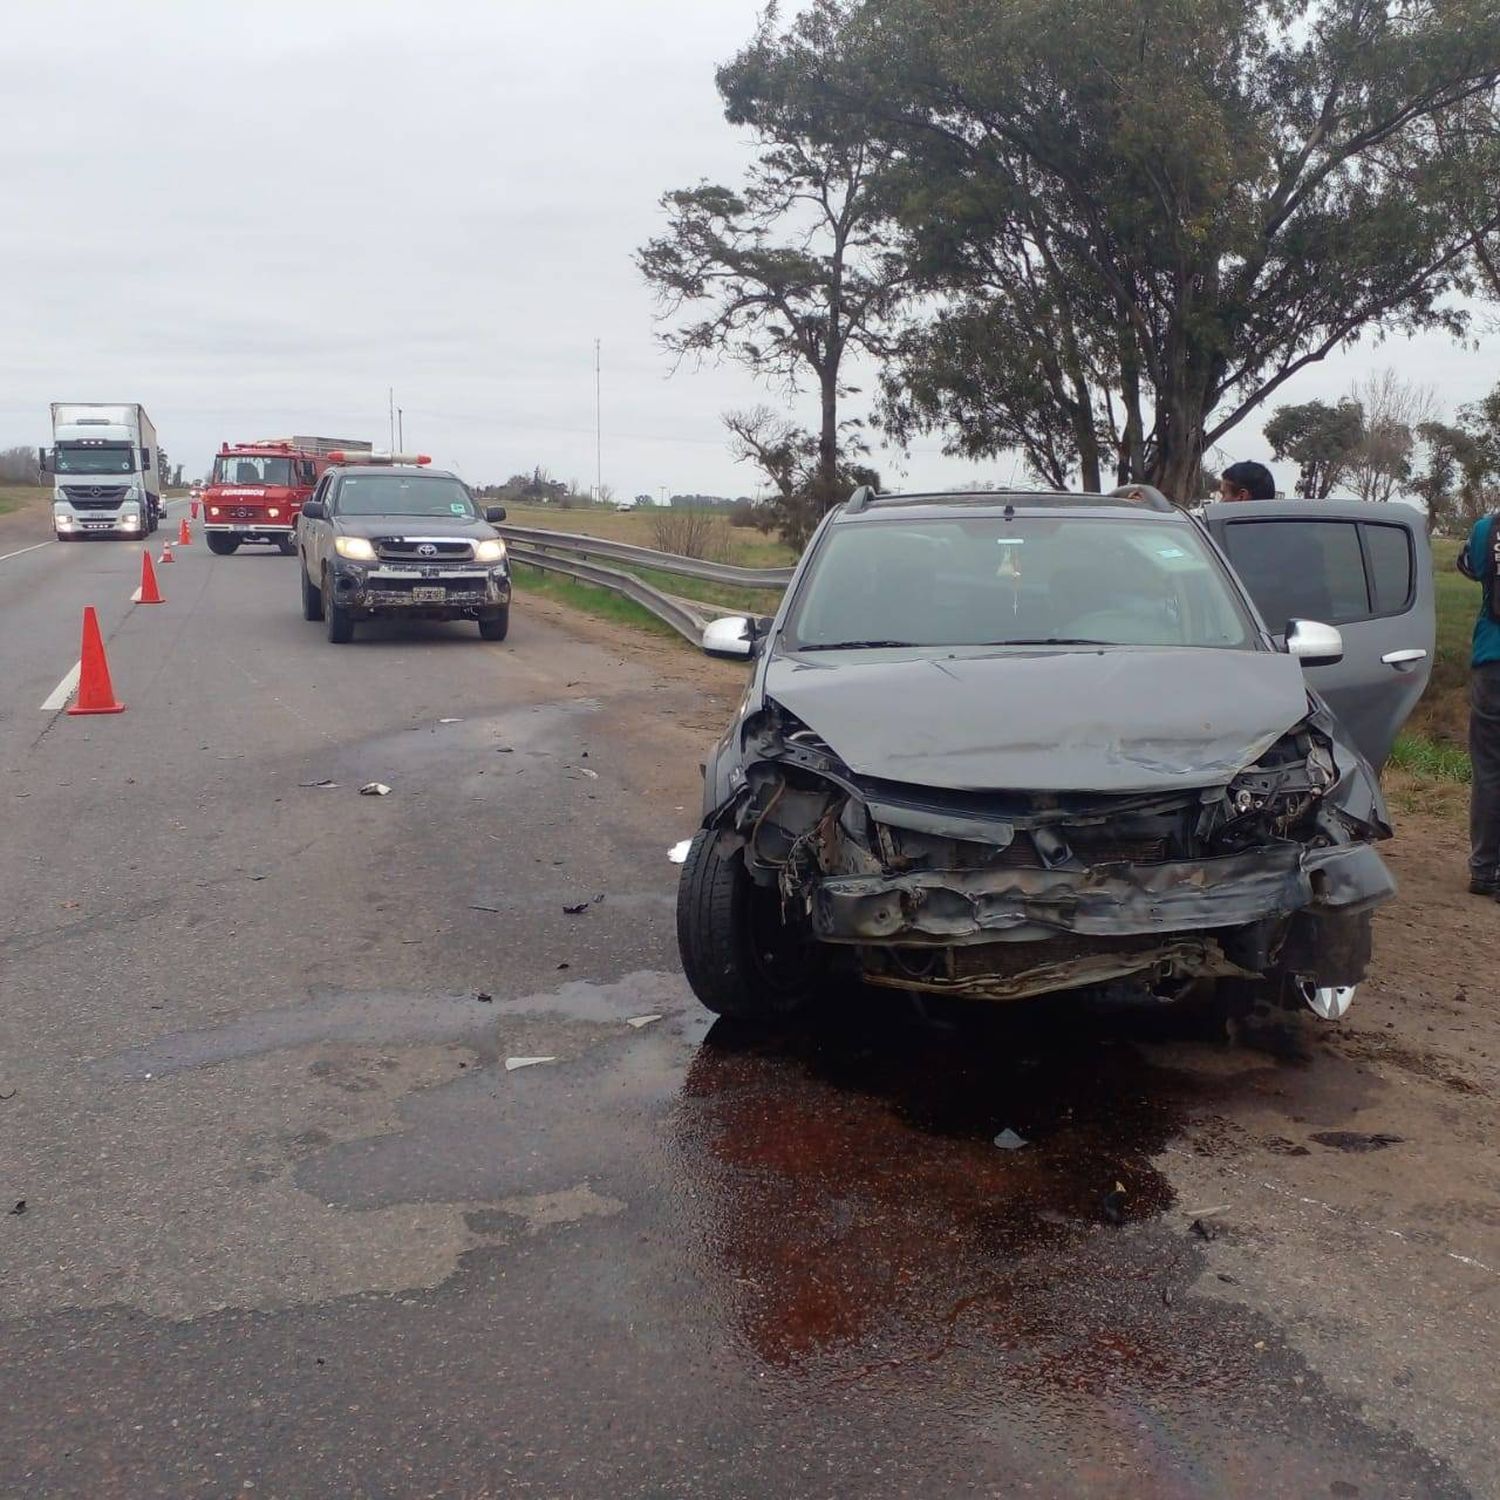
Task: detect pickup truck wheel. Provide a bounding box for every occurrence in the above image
[477,607,510,642]
[206,533,239,556]
[323,573,355,643]
[676,829,819,1019]
[276,536,296,556]
[301,564,324,621]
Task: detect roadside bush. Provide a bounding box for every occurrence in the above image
[652,507,737,562]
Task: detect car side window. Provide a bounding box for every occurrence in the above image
[310,476,333,514]
[1219,518,1387,631]
[1364,522,1414,614]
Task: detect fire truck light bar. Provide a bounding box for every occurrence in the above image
[328,452,432,466]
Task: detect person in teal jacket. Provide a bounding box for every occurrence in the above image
[1457,513,1500,894]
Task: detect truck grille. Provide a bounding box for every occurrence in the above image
[61,485,129,510]
[372,538,474,561]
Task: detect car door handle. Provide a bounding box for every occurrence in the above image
[1381,648,1428,666]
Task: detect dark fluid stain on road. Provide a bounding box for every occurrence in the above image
[669,990,1207,1369]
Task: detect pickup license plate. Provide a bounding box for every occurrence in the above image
[411,587,446,603]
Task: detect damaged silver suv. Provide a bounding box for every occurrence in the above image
[677,486,1434,1024]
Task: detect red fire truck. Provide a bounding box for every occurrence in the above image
[202,436,370,555]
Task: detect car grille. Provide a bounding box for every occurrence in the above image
[371,537,474,561]
[61,485,129,509]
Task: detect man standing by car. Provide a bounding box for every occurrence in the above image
[1457,514,1500,895]
[1218,461,1277,503]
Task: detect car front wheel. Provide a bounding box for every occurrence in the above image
[301,563,324,621]
[478,606,510,642]
[676,829,820,1019]
[322,572,354,643]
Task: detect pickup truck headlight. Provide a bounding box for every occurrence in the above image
[334,536,377,561]
[473,538,506,563]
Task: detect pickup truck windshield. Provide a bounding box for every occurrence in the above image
[334,475,476,517]
[786,515,1255,651]
[213,456,294,486]
[55,445,135,475]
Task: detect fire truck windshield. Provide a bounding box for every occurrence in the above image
[213,456,295,486]
[55,445,136,475]
[335,475,477,517]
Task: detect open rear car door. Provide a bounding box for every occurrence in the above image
[1203,499,1435,772]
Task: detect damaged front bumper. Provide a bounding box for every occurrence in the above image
[808,842,1393,945]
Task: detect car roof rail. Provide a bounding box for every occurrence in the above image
[1107,483,1176,512]
[845,484,877,514]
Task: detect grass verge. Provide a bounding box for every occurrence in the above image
[1388,732,1471,784]
[510,563,680,641]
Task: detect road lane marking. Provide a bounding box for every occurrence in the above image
[40,661,82,712]
[0,539,55,564]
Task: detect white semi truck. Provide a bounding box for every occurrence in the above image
[42,403,163,540]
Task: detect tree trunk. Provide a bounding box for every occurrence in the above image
[818,366,839,493]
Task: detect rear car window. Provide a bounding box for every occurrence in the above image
[1217,518,1416,631]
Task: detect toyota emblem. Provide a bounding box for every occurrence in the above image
[417,543,438,556]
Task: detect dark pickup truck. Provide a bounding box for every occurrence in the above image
[297,461,512,643]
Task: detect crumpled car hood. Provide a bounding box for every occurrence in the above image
[763,647,1312,793]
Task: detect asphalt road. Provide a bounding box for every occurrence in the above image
[2,516,1496,1498]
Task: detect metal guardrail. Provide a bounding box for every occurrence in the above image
[506,542,732,645]
[496,525,794,589]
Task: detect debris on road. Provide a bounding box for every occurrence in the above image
[1311,1131,1405,1152]
[299,779,338,789]
[475,991,493,1004]
[438,718,463,724]
[626,1014,662,1030]
[469,904,501,914]
[557,962,571,971]
[505,1056,557,1072]
[359,783,392,797]
[1102,1182,1128,1225]
[1191,1218,1218,1242]
[992,1128,1029,1150]
[495,747,514,754]
[668,840,692,864]
[10,1200,25,1216]
[563,902,591,915]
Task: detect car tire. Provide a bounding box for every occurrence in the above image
[323,572,354,643]
[301,564,324,621]
[206,533,239,556]
[277,536,297,556]
[676,829,819,1019]
[56,530,75,542]
[478,607,510,642]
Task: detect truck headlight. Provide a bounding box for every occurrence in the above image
[334,536,376,561]
[473,538,506,563]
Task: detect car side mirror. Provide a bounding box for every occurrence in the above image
[703,614,756,660]
[485,505,507,523]
[1286,618,1343,667]
[301,500,327,521]
[37,447,51,475]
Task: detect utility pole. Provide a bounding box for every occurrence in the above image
[397,408,404,451]
[594,338,602,503]
[388,387,395,451]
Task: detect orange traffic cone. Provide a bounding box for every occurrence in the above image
[136,548,164,604]
[159,540,174,564]
[67,607,126,716]
[177,516,192,546]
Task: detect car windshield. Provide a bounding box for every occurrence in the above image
[334,474,477,517]
[55,445,135,475]
[784,514,1255,651]
[213,456,294,486]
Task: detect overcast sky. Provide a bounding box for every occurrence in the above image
[2,0,1495,498]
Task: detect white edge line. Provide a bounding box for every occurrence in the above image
[0,539,55,564]
[41,660,82,712]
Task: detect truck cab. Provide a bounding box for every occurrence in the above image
[202,441,337,555]
[44,403,162,541]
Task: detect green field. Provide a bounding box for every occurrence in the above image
[0,484,48,518]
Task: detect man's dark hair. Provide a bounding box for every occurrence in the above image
[1222,460,1277,499]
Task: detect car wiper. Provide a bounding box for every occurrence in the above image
[983,637,1113,647]
[799,639,920,651]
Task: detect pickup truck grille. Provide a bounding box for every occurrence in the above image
[61,485,129,509]
[371,537,474,561]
